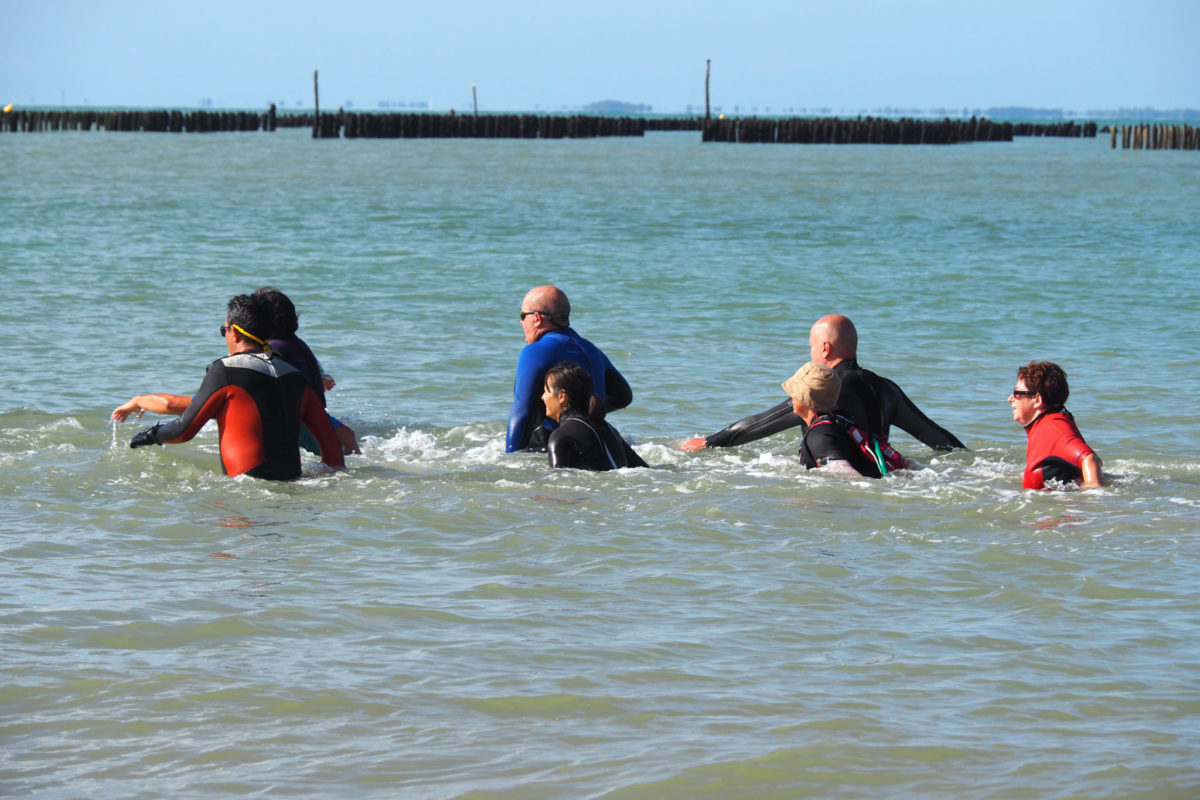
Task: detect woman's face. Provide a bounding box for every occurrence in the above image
[542,380,566,422]
[1009,378,1040,426]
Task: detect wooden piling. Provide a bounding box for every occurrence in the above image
[313,70,320,139]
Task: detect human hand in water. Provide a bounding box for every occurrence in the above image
[112,399,145,422]
[336,424,361,455]
[680,437,708,451]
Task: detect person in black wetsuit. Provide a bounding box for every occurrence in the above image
[543,361,647,471]
[112,294,344,480]
[782,362,882,478]
[254,286,360,455]
[682,314,964,453]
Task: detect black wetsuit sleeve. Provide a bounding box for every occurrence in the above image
[604,366,632,412]
[704,399,805,448]
[882,377,965,450]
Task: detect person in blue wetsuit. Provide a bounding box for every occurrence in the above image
[543,361,647,471]
[507,285,633,452]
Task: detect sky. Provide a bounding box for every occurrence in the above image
[3,0,1197,114]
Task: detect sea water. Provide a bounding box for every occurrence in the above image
[2,128,1199,798]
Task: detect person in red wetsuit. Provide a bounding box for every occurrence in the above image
[1009,361,1102,490]
[112,294,344,480]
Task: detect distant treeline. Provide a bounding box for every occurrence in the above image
[1011,121,1098,137]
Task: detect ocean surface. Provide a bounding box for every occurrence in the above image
[2,127,1199,798]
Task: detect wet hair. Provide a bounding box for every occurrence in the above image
[545,361,605,421]
[226,293,274,344]
[1017,361,1070,412]
[253,286,299,339]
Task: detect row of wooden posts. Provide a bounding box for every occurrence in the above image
[288,112,653,139]
[1111,123,1200,150]
[1,108,277,133]
[702,116,1025,144]
[4,107,1194,149]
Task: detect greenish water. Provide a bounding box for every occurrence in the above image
[2,130,1199,798]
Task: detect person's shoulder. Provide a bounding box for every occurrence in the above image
[223,351,294,378]
[837,359,883,382]
[523,329,576,359]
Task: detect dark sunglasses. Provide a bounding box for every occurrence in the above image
[1011,387,1037,397]
[220,325,229,337]
[519,309,547,321]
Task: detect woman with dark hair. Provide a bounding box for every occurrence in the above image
[253,286,360,455]
[542,361,647,471]
[1009,360,1102,489]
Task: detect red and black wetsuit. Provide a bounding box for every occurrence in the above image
[704,359,964,451]
[154,351,343,480]
[1022,410,1096,490]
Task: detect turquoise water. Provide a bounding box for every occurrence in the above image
[2,130,1199,798]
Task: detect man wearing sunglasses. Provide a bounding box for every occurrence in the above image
[1009,361,1101,489]
[507,285,633,452]
[683,314,964,456]
[112,293,344,480]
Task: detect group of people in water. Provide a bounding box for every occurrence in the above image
[113,284,1102,490]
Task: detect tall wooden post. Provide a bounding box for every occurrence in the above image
[705,59,711,122]
[313,70,320,139]
[472,84,478,117]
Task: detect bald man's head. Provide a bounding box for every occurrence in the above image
[520,285,571,344]
[808,314,858,367]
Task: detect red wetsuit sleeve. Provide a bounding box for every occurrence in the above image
[301,387,344,469]
[154,360,271,477]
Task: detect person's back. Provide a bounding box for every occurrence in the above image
[548,411,647,471]
[269,335,326,407]
[153,350,327,480]
[833,360,964,449]
[799,411,883,479]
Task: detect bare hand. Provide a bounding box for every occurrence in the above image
[680,437,708,451]
[112,399,144,422]
[322,375,336,392]
[336,424,361,455]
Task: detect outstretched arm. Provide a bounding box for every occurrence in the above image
[112,393,192,422]
[682,399,804,450]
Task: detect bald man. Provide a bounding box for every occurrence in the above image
[682,314,964,452]
[507,285,633,452]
